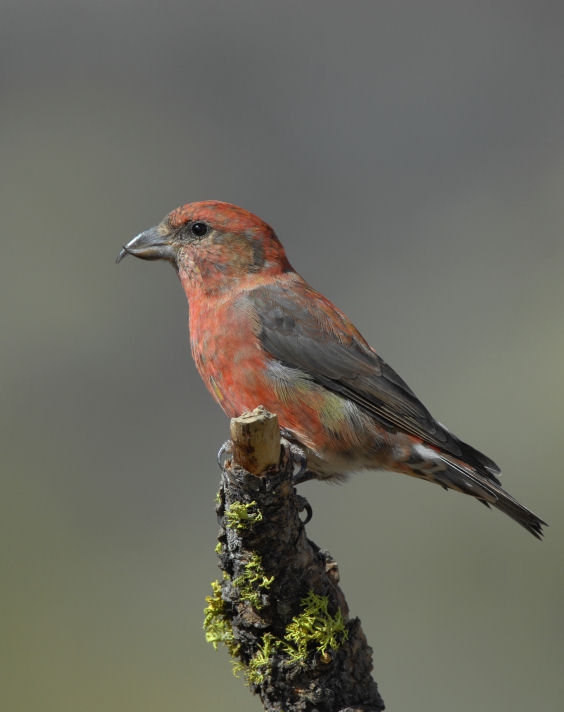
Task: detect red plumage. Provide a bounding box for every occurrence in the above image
[118,201,545,538]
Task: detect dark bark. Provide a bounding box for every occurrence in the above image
[205,408,384,712]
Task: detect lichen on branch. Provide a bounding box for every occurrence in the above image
[202,411,384,712]
[225,500,264,530]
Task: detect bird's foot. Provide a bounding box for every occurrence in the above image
[217,440,233,470]
[295,495,313,524]
[280,429,311,483]
[289,443,307,479]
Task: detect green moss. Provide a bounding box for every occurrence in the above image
[283,591,348,664]
[214,541,223,555]
[233,553,274,610]
[225,500,263,530]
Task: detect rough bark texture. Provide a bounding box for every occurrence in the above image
[207,407,385,712]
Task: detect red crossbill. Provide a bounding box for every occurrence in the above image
[117,201,545,538]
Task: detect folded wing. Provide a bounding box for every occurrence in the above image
[245,281,501,483]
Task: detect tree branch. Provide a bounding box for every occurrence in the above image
[205,406,385,712]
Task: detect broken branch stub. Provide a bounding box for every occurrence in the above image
[230,406,280,476]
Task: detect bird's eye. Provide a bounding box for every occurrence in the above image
[191,222,209,238]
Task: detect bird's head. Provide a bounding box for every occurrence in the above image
[117,201,291,293]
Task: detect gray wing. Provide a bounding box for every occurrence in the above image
[245,282,501,482]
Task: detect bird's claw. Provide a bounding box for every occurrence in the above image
[280,433,308,481]
[217,440,233,470]
[296,495,313,525]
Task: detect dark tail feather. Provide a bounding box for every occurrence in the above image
[457,439,502,484]
[412,450,547,539]
[444,459,546,539]
[486,480,546,540]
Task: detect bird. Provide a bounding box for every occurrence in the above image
[117,200,545,538]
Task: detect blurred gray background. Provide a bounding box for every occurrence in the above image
[2,2,563,710]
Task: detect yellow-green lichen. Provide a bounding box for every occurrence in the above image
[233,553,274,610]
[225,500,263,530]
[245,633,282,684]
[203,580,228,649]
[203,578,239,655]
[204,568,347,688]
[283,591,348,664]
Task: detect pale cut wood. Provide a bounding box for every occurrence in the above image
[230,406,280,476]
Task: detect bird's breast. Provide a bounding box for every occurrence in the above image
[186,293,388,465]
[188,296,263,417]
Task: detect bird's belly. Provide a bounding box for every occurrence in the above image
[217,354,395,475]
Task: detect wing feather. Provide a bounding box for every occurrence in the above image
[244,282,501,482]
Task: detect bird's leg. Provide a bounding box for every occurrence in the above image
[279,430,319,522]
[280,429,315,484]
[289,443,307,479]
[292,468,318,485]
[217,440,233,470]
